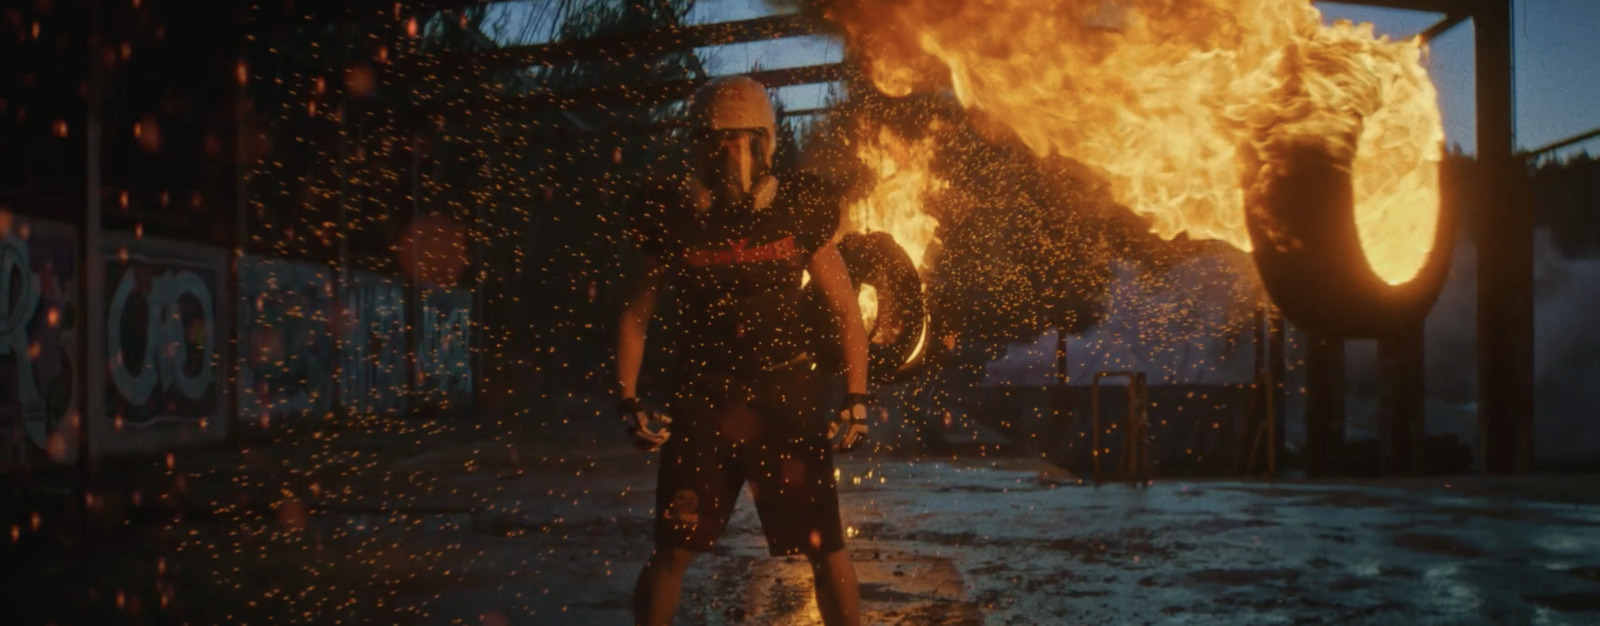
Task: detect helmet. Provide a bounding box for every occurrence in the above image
[686,75,780,212]
[689,75,778,165]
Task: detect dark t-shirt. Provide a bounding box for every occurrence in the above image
[632,174,842,375]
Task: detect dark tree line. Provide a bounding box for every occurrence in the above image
[1531,152,1600,258]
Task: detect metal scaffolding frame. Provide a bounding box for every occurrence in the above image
[404,61,845,126]
[1299,0,1529,475]
[9,1,1547,475]
[395,0,1539,475]
[443,13,818,71]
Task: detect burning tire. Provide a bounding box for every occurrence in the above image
[811,231,929,385]
[1246,145,1456,338]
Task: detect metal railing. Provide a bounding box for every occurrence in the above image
[1091,371,1153,487]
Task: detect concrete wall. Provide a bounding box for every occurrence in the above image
[1,220,477,470]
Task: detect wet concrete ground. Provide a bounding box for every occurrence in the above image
[6,420,1600,625]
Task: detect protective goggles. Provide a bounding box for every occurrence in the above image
[692,128,768,162]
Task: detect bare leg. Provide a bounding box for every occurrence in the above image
[633,548,696,626]
[807,548,860,626]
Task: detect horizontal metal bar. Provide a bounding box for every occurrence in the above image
[779,106,834,118]
[1521,126,1600,160]
[1313,0,1471,16]
[441,14,822,71]
[1418,12,1470,42]
[404,62,845,127]
[457,103,834,142]
[250,0,489,29]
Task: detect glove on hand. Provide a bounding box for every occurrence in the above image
[618,397,671,452]
[828,392,873,453]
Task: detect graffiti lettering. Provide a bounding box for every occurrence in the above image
[238,256,334,420]
[0,237,45,425]
[340,272,407,415]
[108,268,216,406]
[418,288,472,399]
[0,233,78,464]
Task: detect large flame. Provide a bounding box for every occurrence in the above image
[847,125,946,336]
[848,124,947,270]
[833,0,1444,285]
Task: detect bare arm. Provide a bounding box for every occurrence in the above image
[616,253,663,399]
[809,243,869,395]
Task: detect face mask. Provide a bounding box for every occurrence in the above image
[705,148,753,204]
[694,129,776,213]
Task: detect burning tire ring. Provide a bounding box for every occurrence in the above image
[1247,146,1457,338]
[811,231,928,385]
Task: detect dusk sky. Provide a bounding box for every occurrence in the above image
[486,0,1600,158]
[1319,0,1600,159]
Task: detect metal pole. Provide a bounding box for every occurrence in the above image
[1267,309,1284,478]
[1123,373,1148,487]
[1304,333,1346,476]
[1054,326,1068,385]
[1378,323,1426,475]
[1091,373,1103,486]
[1136,372,1151,486]
[335,74,350,422]
[1049,326,1068,462]
[1475,0,1532,475]
[1091,371,1147,486]
[409,132,424,413]
[227,25,249,447]
[1237,309,1268,475]
[473,197,486,417]
[81,0,106,473]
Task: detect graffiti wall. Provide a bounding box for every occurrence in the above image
[1,227,477,467]
[96,235,227,455]
[237,255,335,424]
[416,285,472,408]
[340,270,407,416]
[0,220,81,470]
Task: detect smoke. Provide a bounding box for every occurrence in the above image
[983,247,1263,386]
[1531,232,1600,371]
[1354,227,1600,468]
[1528,234,1600,467]
[1342,227,1600,467]
[983,225,1600,467]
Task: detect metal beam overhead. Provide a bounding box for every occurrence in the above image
[1418,12,1470,42]
[405,62,845,127]
[1521,126,1600,160]
[250,0,491,29]
[780,106,833,118]
[1312,0,1467,15]
[443,14,822,71]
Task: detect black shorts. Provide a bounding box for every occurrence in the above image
[653,365,846,557]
